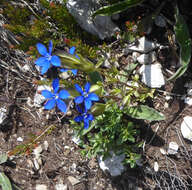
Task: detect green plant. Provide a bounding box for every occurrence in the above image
[0,153,12,190]
[168,6,191,81]
[72,103,142,168]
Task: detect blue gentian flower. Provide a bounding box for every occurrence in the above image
[35,40,61,74]
[74,82,99,110]
[41,78,70,113]
[74,106,94,129]
[60,46,78,75]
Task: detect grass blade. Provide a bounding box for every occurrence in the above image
[168,7,191,81]
[92,0,144,18]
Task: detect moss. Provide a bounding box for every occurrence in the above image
[2,0,100,59]
[4,4,31,25]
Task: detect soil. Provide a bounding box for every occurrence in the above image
[1,0,192,190]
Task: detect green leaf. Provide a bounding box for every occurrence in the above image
[91,103,106,116]
[89,71,103,84]
[92,0,144,18]
[0,172,12,190]
[56,51,96,72]
[168,7,191,81]
[124,105,165,121]
[0,153,8,165]
[90,84,103,96]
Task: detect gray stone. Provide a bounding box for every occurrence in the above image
[66,0,120,40]
[136,51,157,64]
[139,63,165,88]
[125,37,159,53]
[66,176,85,190]
[98,151,125,176]
[155,15,166,28]
[0,107,7,125]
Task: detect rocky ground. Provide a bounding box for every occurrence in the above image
[1,0,192,190]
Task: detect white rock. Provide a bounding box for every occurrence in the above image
[181,116,192,142]
[165,95,172,100]
[55,184,68,190]
[22,64,31,72]
[125,37,159,53]
[167,142,179,155]
[43,141,49,151]
[154,162,159,172]
[103,59,111,68]
[132,52,140,62]
[98,151,125,176]
[27,97,33,107]
[187,88,192,96]
[33,145,43,158]
[72,135,81,145]
[36,184,47,190]
[139,63,165,88]
[136,51,157,64]
[155,15,166,27]
[160,148,167,155]
[59,71,70,79]
[184,97,192,105]
[34,85,51,107]
[33,158,40,171]
[0,107,7,124]
[17,137,23,142]
[66,0,120,40]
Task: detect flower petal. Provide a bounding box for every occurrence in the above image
[75,84,83,95]
[56,99,67,113]
[69,46,76,55]
[75,54,80,59]
[36,43,48,56]
[41,63,50,74]
[76,105,83,113]
[35,57,48,66]
[52,78,59,93]
[74,115,83,122]
[83,120,89,129]
[87,114,94,121]
[71,69,77,75]
[60,68,68,72]
[49,40,53,54]
[44,99,56,110]
[41,90,54,98]
[84,82,90,93]
[59,90,70,99]
[51,55,61,67]
[75,96,84,104]
[84,98,92,110]
[88,93,99,101]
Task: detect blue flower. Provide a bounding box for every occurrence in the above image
[35,40,61,75]
[74,82,99,110]
[74,106,94,129]
[60,46,78,75]
[41,78,70,113]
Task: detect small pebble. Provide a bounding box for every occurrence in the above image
[154,162,159,172]
[167,142,179,155]
[17,137,23,142]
